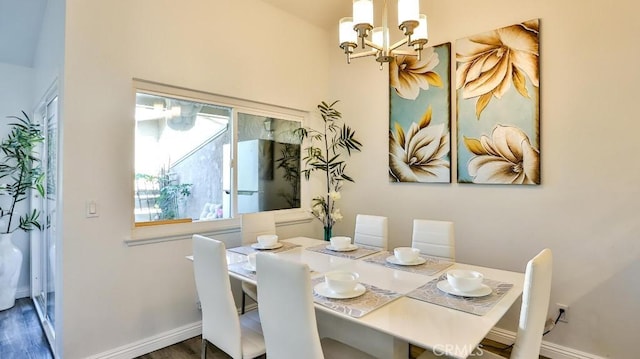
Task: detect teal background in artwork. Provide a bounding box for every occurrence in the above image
[389,43,451,132]
[389,42,451,181]
[456,77,540,183]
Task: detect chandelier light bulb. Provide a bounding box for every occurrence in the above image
[339,17,357,45]
[353,0,374,26]
[371,27,384,48]
[398,0,419,25]
[414,14,428,42]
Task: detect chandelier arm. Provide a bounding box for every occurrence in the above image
[363,39,383,52]
[350,49,378,59]
[390,50,417,56]
[388,38,409,52]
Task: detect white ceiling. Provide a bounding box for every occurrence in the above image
[0,0,47,68]
[0,0,344,69]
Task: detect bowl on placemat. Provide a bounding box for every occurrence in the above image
[330,236,352,250]
[257,234,278,247]
[325,271,359,294]
[394,247,420,263]
[446,269,484,292]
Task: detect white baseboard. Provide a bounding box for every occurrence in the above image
[244,302,258,312]
[85,321,202,359]
[486,327,606,359]
[16,286,30,299]
[85,305,256,359]
[84,315,604,359]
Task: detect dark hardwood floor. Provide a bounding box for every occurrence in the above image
[139,337,548,358]
[0,298,548,359]
[410,339,549,359]
[0,298,53,359]
[135,336,232,359]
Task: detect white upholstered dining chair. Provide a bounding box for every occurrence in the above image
[417,248,553,359]
[240,212,276,314]
[192,235,266,359]
[411,219,456,260]
[353,214,388,250]
[256,253,376,359]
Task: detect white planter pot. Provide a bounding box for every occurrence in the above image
[0,233,23,311]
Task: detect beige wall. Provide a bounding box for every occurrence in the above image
[61,0,327,357]
[328,1,639,358]
[59,0,639,358]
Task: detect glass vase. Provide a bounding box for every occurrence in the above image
[323,226,333,241]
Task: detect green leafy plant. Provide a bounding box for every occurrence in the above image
[135,170,192,221]
[295,101,362,239]
[275,142,301,208]
[157,181,192,220]
[0,111,45,233]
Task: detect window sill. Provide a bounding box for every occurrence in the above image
[135,218,194,227]
[124,209,313,246]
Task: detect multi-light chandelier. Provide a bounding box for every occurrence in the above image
[339,0,428,68]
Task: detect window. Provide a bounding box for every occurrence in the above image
[134,82,303,226]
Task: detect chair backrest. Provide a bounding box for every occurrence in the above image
[256,253,324,359]
[192,235,243,359]
[353,214,388,250]
[411,219,455,260]
[511,248,553,359]
[241,212,276,245]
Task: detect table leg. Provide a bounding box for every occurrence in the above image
[316,310,409,358]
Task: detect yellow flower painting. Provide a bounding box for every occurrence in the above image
[390,47,442,101]
[457,20,540,185]
[389,43,451,183]
[389,106,450,182]
[456,19,539,119]
[464,125,539,184]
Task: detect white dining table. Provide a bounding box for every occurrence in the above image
[216,236,524,359]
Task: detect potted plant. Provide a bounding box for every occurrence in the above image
[296,101,362,240]
[0,111,44,310]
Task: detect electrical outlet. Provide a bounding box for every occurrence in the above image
[554,303,569,323]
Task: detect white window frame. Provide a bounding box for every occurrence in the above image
[127,79,311,245]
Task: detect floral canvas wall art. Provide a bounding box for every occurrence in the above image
[389,43,451,183]
[456,19,540,185]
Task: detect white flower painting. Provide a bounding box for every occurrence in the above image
[457,19,541,185]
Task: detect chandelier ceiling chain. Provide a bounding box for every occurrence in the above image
[339,0,428,68]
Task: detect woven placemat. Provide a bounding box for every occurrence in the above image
[406,274,514,316]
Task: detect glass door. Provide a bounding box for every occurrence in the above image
[31,93,59,356]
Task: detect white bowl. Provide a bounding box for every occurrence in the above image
[394,247,420,263]
[257,234,278,246]
[330,236,352,249]
[325,271,359,294]
[247,252,257,269]
[446,270,484,292]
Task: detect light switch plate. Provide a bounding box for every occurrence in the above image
[86,200,99,218]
